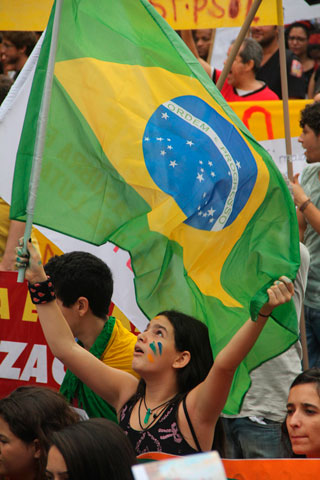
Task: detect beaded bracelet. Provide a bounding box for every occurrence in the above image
[28,276,56,304]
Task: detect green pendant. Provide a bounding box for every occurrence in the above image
[144,408,152,424]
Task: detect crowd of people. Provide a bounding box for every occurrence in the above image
[187,20,320,101]
[1,16,320,480]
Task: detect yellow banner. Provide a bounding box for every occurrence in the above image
[150,0,281,29]
[230,99,311,142]
[1,0,280,31]
[0,0,53,31]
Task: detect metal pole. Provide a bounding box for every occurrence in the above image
[17,0,63,282]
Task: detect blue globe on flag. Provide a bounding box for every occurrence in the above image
[143,95,257,232]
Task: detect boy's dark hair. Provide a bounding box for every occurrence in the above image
[2,31,37,57]
[300,102,320,136]
[44,251,113,319]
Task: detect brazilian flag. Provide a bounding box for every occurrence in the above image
[11,0,300,414]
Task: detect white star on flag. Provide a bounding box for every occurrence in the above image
[167,145,173,150]
[156,137,163,141]
[144,137,150,141]
[186,140,194,147]
[169,160,178,168]
[197,173,204,182]
[236,161,241,168]
[208,208,215,216]
[208,161,213,166]
[160,150,166,156]
[210,171,216,177]
[161,112,169,120]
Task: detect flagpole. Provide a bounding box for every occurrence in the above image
[216,0,263,91]
[277,0,293,181]
[207,29,216,65]
[277,0,309,368]
[17,0,63,283]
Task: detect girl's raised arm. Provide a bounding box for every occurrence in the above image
[17,239,138,412]
[186,278,294,428]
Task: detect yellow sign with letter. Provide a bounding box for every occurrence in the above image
[0,0,280,31]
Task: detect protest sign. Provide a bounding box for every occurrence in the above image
[1,0,319,30]
[0,271,64,396]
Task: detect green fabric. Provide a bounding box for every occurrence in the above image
[11,0,300,414]
[60,316,117,422]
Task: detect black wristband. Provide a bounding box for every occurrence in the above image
[28,277,56,304]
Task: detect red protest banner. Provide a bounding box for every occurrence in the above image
[0,271,64,397]
[0,258,138,398]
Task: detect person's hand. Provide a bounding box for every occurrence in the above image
[15,238,47,284]
[259,276,294,317]
[291,173,309,208]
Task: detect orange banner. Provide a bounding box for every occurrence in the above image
[223,458,320,479]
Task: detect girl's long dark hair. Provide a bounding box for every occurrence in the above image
[136,310,225,456]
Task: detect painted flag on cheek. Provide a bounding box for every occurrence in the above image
[10,0,300,413]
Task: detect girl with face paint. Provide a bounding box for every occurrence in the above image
[17,240,294,459]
